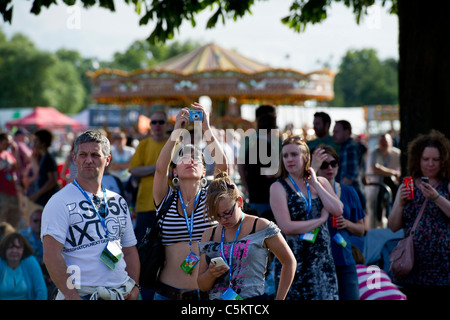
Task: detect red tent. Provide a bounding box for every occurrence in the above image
[5,106,86,131]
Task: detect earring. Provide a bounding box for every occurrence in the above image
[172,177,179,187]
[200,177,207,188]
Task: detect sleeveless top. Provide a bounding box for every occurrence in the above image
[156,186,216,246]
[199,219,280,300]
[274,178,338,300]
[394,179,450,286]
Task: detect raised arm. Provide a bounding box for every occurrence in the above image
[153,108,189,206]
[270,181,329,235]
[191,102,228,176]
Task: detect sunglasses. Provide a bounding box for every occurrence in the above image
[320,160,338,170]
[177,155,203,164]
[93,195,106,218]
[151,120,166,125]
[217,202,236,221]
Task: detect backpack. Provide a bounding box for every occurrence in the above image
[138,192,174,289]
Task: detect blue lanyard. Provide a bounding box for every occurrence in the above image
[288,174,312,215]
[220,214,245,287]
[178,189,202,248]
[73,179,109,236]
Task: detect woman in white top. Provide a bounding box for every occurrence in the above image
[152,103,228,300]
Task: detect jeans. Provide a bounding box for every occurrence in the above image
[153,292,172,300]
[336,265,360,300]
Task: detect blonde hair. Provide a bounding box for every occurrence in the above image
[206,172,240,222]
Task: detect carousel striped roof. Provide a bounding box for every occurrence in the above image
[152,43,272,75]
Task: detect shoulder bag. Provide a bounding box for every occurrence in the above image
[389,199,427,277]
[138,193,174,289]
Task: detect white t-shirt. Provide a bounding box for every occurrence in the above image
[41,183,137,288]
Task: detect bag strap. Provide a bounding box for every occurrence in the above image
[410,199,428,235]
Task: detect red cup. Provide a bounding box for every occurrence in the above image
[403,176,414,199]
[331,216,338,227]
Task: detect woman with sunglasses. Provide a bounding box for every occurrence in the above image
[312,144,365,300]
[197,172,296,300]
[152,103,228,300]
[270,136,343,300]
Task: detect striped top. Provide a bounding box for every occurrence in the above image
[356,265,407,300]
[156,186,216,246]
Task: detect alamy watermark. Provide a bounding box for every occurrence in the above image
[66,265,81,290]
[172,122,280,176]
[366,265,382,289]
[66,5,81,30]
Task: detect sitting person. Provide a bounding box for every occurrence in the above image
[352,245,407,300]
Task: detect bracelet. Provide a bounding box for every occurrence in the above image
[134,283,141,291]
[432,193,441,202]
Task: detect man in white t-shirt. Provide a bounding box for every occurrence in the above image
[367,133,401,228]
[41,130,140,300]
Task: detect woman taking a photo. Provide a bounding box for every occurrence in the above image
[270,136,343,300]
[152,103,228,300]
[389,130,450,300]
[198,172,296,300]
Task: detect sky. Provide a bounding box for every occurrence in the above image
[1,0,399,73]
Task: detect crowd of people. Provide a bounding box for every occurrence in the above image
[0,103,448,301]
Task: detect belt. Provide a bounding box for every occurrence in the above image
[156,281,206,300]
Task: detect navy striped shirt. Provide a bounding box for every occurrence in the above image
[156,186,216,246]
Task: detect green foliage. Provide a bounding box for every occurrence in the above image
[0,29,200,113]
[0,0,256,45]
[0,30,86,113]
[333,49,398,107]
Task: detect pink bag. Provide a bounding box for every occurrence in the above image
[389,200,427,277]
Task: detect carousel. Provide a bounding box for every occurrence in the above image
[87,43,335,129]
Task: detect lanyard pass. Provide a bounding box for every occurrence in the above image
[178,189,201,249]
[73,179,109,236]
[288,175,312,215]
[220,213,245,287]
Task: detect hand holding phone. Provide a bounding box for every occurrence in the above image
[211,257,229,269]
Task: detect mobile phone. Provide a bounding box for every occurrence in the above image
[211,257,229,268]
[421,177,429,184]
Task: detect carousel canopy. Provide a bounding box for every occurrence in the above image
[87,43,335,107]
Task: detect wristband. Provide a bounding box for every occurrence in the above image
[432,193,441,202]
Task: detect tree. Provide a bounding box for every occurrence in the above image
[0,31,85,114]
[333,49,398,107]
[1,0,449,174]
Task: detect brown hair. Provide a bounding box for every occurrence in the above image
[407,130,450,180]
[0,232,34,260]
[316,144,340,164]
[276,135,311,179]
[206,172,240,222]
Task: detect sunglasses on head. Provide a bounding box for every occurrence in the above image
[320,160,338,170]
[151,120,166,125]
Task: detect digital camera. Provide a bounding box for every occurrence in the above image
[189,110,203,122]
